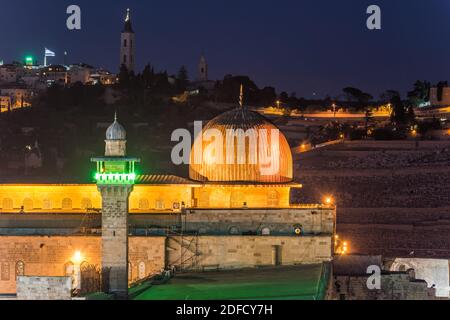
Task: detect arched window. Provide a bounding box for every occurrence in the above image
[81,198,92,210]
[2,198,13,210]
[139,199,149,210]
[128,262,132,282]
[230,191,245,208]
[23,198,33,210]
[123,39,127,47]
[123,55,127,64]
[62,198,72,210]
[228,226,240,235]
[43,199,52,210]
[138,262,146,280]
[261,227,271,236]
[1,262,10,281]
[15,261,25,277]
[267,190,279,207]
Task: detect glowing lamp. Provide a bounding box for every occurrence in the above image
[72,251,83,264]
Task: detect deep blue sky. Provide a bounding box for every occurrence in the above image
[1,0,449,98]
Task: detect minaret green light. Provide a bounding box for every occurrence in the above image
[91,114,139,299]
[91,113,139,184]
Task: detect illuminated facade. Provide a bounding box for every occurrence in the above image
[0,108,335,296]
[0,109,323,215]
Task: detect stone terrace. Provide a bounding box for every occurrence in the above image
[293,140,450,259]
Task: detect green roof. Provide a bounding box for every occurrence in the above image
[134,264,329,300]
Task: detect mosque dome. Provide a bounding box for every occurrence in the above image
[106,117,126,140]
[189,107,293,183]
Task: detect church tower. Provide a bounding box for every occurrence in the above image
[120,8,135,72]
[91,115,139,299]
[198,54,208,81]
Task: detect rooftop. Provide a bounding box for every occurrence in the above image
[134,264,329,300]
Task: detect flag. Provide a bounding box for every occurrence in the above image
[45,48,55,57]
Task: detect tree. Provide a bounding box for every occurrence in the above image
[279,92,289,103]
[118,64,130,88]
[390,94,415,128]
[259,86,277,106]
[342,87,373,110]
[176,66,189,92]
[141,64,155,88]
[407,80,431,107]
[380,90,400,103]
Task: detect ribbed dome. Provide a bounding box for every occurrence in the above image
[106,119,126,140]
[189,107,293,183]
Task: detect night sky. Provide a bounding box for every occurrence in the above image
[1,0,449,98]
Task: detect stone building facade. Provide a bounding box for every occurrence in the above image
[0,235,330,294]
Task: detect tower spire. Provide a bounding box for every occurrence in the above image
[120,8,135,71]
[122,8,134,33]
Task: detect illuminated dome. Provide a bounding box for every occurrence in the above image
[106,116,126,140]
[189,107,293,183]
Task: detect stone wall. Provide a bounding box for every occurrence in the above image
[165,235,332,271]
[184,207,335,235]
[332,272,437,300]
[0,234,331,294]
[16,276,72,300]
[0,236,165,294]
[389,258,450,298]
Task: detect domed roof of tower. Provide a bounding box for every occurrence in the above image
[122,8,134,33]
[106,114,126,140]
[189,106,293,183]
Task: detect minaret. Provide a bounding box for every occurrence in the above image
[120,8,135,72]
[198,54,208,81]
[91,115,139,299]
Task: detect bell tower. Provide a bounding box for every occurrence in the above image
[91,115,139,299]
[198,54,208,81]
[120,8,135,72]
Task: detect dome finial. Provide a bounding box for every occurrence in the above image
[114,111,117,122]
[125,8,130,22]
[239,84,244,108]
